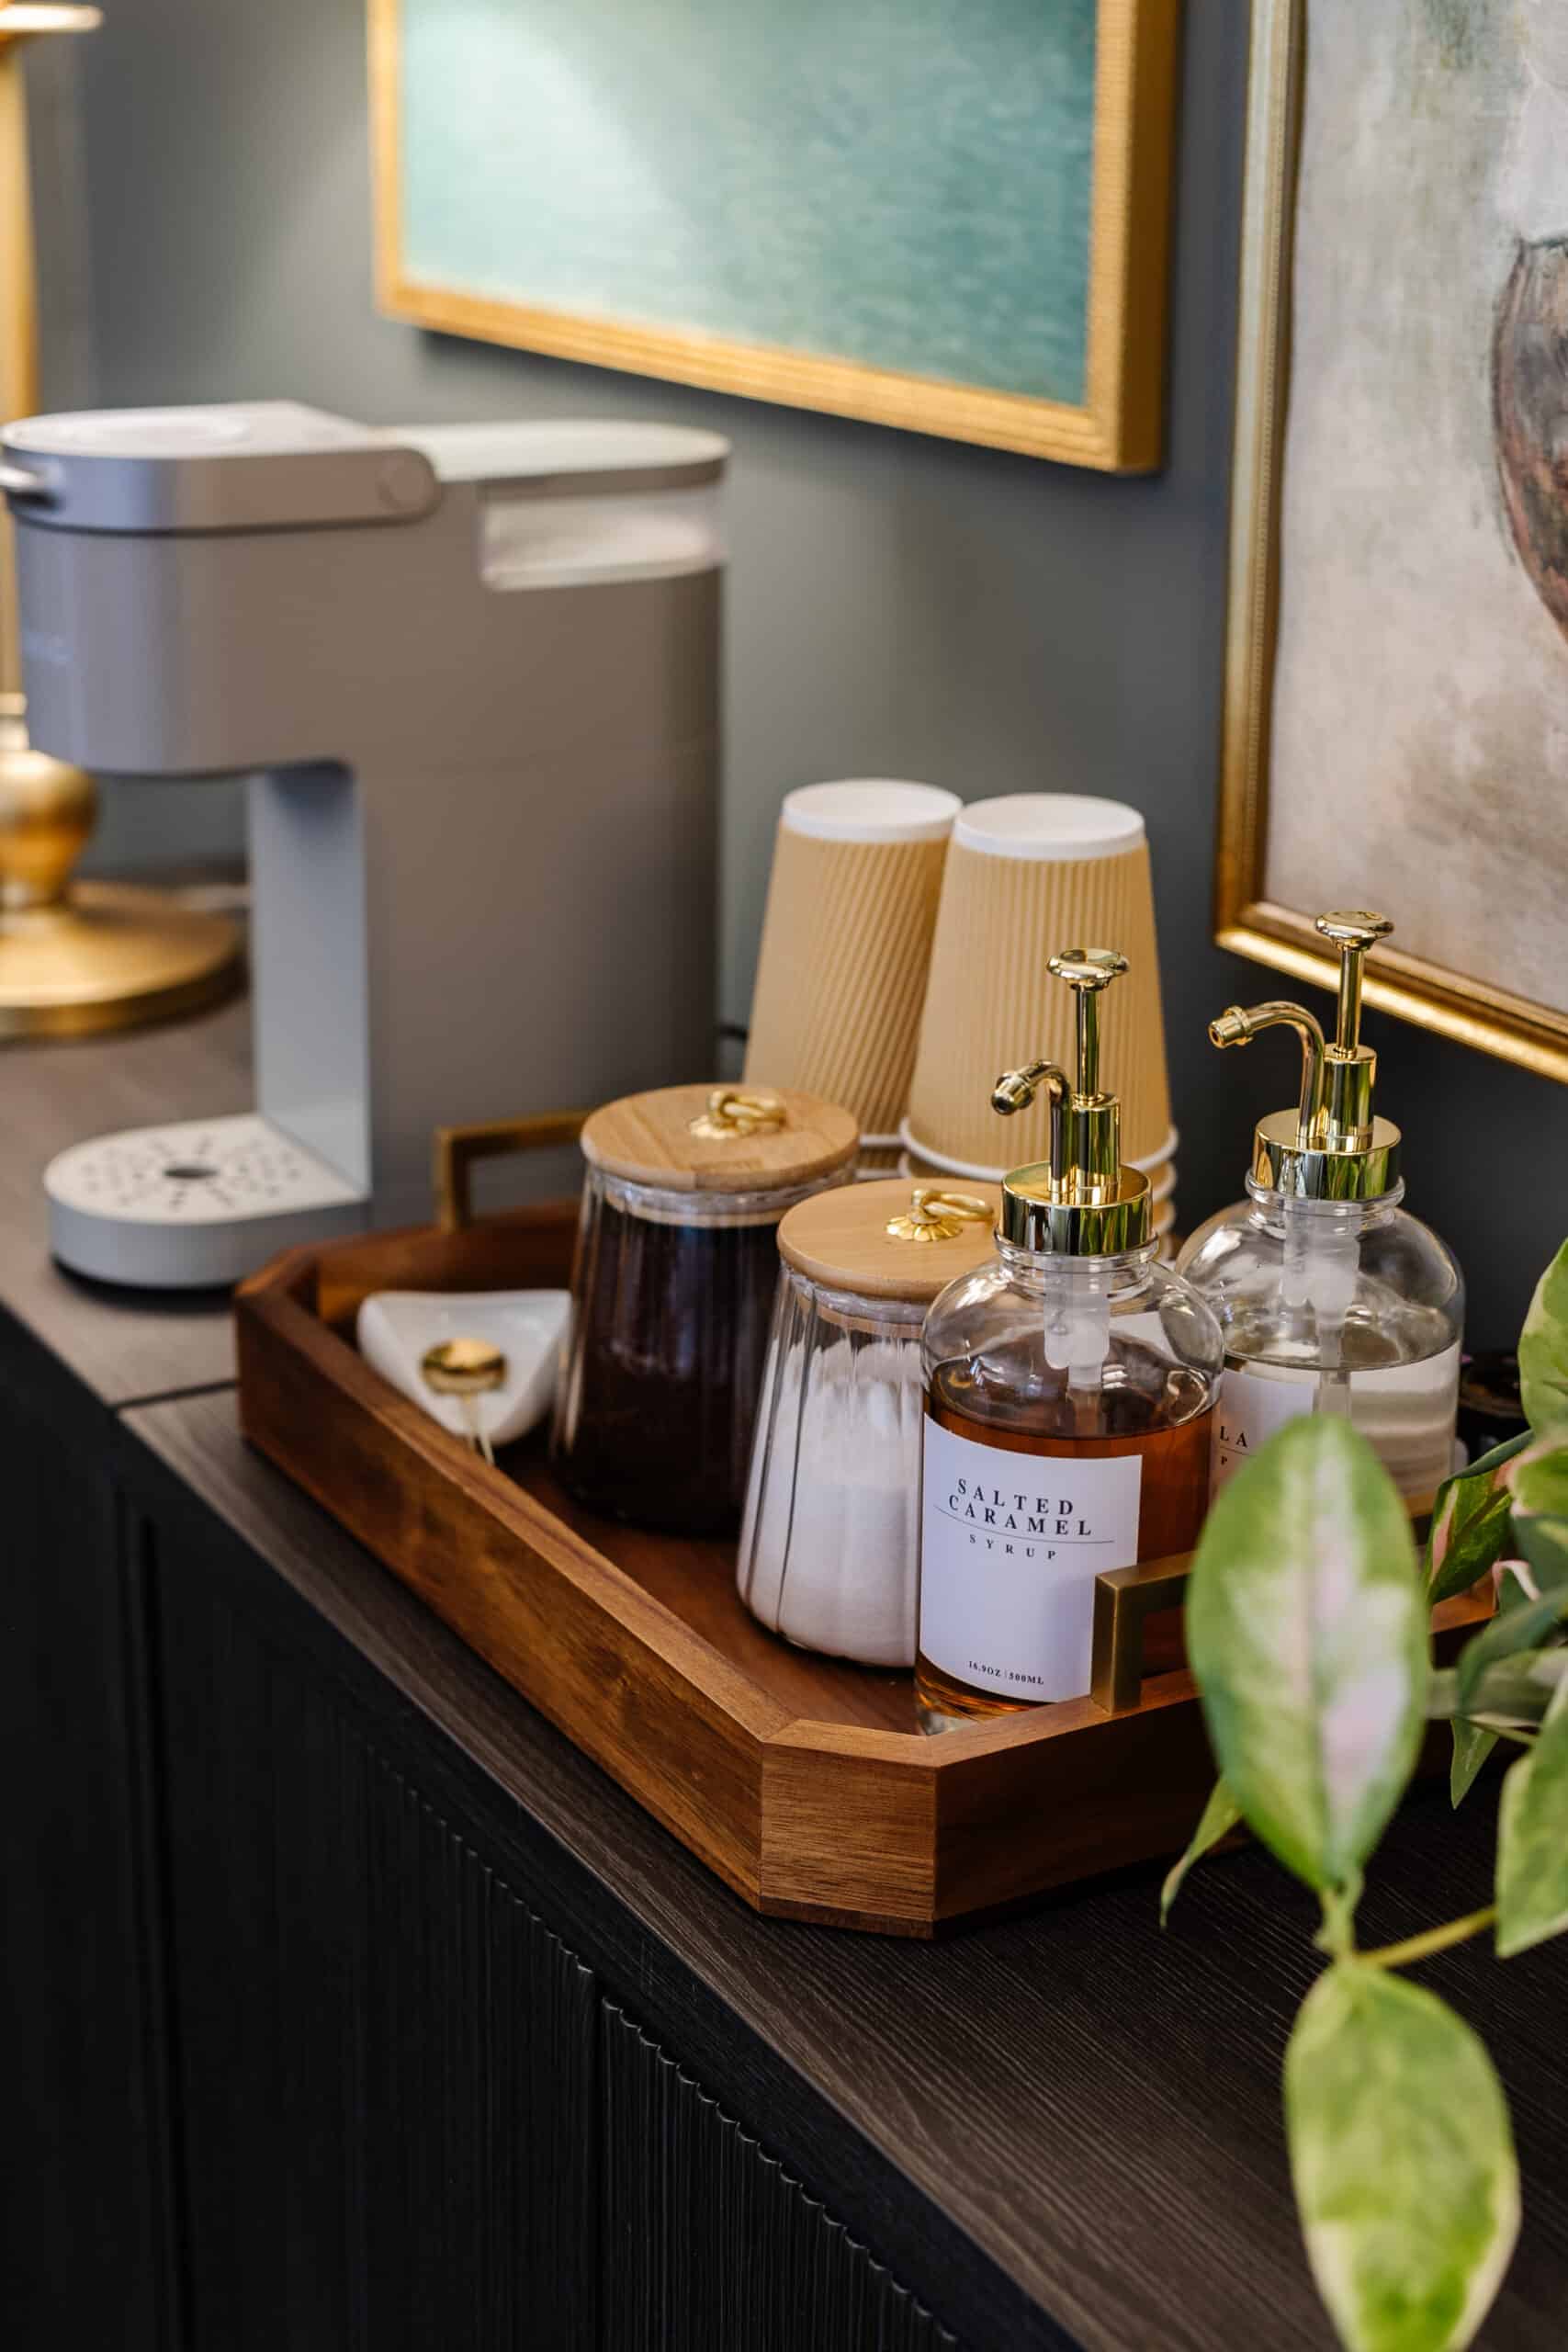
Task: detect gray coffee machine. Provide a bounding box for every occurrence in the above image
[1,403,726,1283]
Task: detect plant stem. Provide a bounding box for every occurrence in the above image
[1359,1906,1496,1971]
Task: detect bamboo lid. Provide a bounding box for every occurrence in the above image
[580,1082,859,1193]
[778,1179,1001,1302]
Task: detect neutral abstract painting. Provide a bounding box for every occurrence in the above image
[1266,0,1568,1021]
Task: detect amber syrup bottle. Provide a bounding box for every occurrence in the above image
[916,951,1222,1733]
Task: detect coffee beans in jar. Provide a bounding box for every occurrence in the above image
[551,1085,858,1534]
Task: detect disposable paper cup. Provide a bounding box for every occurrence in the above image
[854,1143,906,1177]
[744,780,960,1142]
[906,794,1172,1172]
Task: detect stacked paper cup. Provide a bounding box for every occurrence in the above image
[902,795,1178,1247]
[744,781,961,1168]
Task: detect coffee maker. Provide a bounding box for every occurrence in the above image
[2,402,727,1283]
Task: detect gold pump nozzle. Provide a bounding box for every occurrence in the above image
[1210,1000,1326,1139]
[992,948,1151,1254]
[1209,910,1402,1201]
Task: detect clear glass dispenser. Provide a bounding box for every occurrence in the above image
[918,952,1223,1733]
[1178,911,1463,1510]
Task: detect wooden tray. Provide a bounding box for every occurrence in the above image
[236,1176,1488,1939]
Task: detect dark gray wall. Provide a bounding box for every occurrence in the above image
[30,0,1568,1340]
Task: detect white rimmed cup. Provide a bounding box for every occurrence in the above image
[744,780,961,1150]
[905,793,1173,1174]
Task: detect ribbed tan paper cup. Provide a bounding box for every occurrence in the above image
[744,780,960,1147]
[906,795,1173,1173]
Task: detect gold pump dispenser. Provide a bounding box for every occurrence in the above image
[1210,910,1401,1201]
[991,949,1152,1255]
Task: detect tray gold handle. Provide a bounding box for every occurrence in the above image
[433,1111,591,1234]
[1090,1553,1191,1713]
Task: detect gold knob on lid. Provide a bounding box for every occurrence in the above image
[687,1087,787,1141]
[885,1187,993,1243]
[994,946,1150,1257]
[1209,908,1402,1200]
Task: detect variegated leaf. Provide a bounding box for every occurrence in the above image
[1187,1416,1426,1894]
[1160,1779,1242,1924]
[1286,1965,1518,2352]
[1518,1239,1568,1436]
[1496,1678,1568,1959]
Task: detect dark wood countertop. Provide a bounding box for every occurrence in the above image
[119,1392,1568,2352]
[8,1007,1568,2349]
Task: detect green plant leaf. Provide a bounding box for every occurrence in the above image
[1504,1427,1568,1516]
[1426,1668,1459,1720]
[1518,1238,1568,1435]
[1464,1648,1568,1727]
[1187,1416,1427,1895]
[1496,1679,1568,1958]
[1450,1720,1497,1807]
[1514,1515,1568,1592]
[1426,1432,1529,1608]
[1455,1585,1568,1709]
[1285,1964,1519,2352]
[1160,1779,1242,1924]
[1501,1431,1568,1591]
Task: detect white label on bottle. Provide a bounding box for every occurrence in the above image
[1211,1365,1308,1490]
[919,1419,1142,1703]
[1213,1345,1461,1500]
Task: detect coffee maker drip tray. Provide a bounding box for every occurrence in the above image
[45,1113,367,1288]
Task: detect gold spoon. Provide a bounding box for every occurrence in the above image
[421,1336,507,1464]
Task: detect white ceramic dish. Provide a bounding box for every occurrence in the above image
[356,1289,570,1452]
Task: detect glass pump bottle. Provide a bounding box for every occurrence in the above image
[1178,911,1463,1510]
[918,950,1223,1733]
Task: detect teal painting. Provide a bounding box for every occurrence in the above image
[373,0,1179,469]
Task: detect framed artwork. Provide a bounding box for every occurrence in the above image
[367,0,1179,470]
[1218,0,1568,1083]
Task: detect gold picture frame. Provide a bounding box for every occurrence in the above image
[367,0,1180,472]
[1217,0,1568,1086]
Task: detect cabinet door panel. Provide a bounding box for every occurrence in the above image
[152,1541,598,2352]
[0,1381,170,2348]
[600,2002,960,2352]
[153,1555,363,2349]
[356,1759,598,2352]
[150,1509,959,2352]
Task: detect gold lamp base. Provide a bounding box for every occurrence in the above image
[0,698,243,1041]
[0,881,243,1040]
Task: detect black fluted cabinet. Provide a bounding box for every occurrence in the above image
[0,1361,175,2348]
[0,1369,955,2349]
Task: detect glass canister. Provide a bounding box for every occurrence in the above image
[551,1084,858,1534]
[738,1181,1001,1667]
